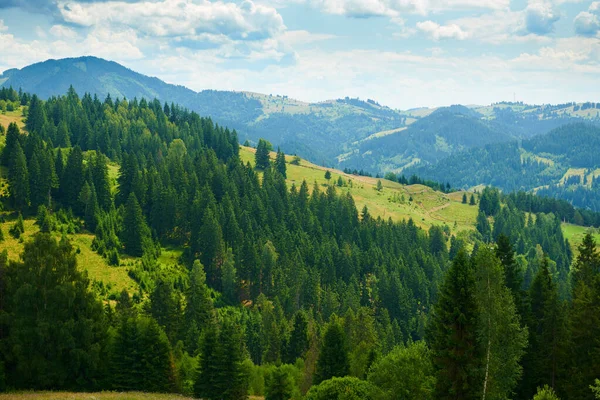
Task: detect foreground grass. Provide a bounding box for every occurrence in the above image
[0,393,194,400]
[0,394,265,400]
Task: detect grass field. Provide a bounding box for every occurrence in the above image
[239,146,477,232]
[0,393,263,400]
[562,223,600,254]
[0,109,26,131]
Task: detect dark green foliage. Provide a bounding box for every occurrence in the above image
[2,234,107,390]
[285,310,309,363]
[1,122,22,167]
[367,341,436,400]
[496,234,525,311]
[324,170,331,181]
[255,139,271,170]
[121,193,151,257]
[36,205,55,233]
[568,234,600,399]
[470,193,476,205]
[462,193,467,204]
[476,211,492,243]
[195,319,249,400]
[150,278,183,344]
[520,257,569,398]
[314,319,349,384]
[305,377,381,400]
[427,249,480,400]
[8,213,25,239]
[7,141,29,211]
[61,146,85,211]
[275,148,287,178]
[109,315,175,392]
[265,365,294,400]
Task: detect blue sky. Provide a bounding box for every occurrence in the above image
[0,0,599,109]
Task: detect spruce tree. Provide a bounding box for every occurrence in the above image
[496,234,525,313]
[462,193,468,204]
[266,366,294,400]
[1,122,21,167]
[286,310,309,363]
[8,141,29,211]
[4,234,106,390]
[470,193,476,205]
[427,249,480,400]
[198,207,225,287]
[314,319,349,384]
[274,148,287,178]
[255,139,271,170]
[121,193,151,257]
[61,146,85,211]
[473,246,527,400]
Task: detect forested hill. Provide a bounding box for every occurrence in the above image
[1,87,600,399]
[406,123,600,210]
[2,57,596,173]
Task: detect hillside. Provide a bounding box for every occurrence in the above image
[406,123,600,210]
[2,57,596,173]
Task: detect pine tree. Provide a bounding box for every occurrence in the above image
[462,193,468,204]
[92,152,112,210]
[274,148,287,178]
[2,122,21,167]
[8,141,29,211]
[522,257,569,398]
[569,234,600,399]
[221,247,238,305]
[255,139,271,170]
[286,310,309,363]
[56,120,71,148]
[470,194,476,205]
[476,211,492,243]
[195,325,219,399]
[324,170,332,181]
[4,234,107,390]
[150,278,182,344]
[427,249,480,400]
[266,366,294,400]
[496,234,525,313]
[121,193,151,257]
[198,207,225,288]
[185,260,215,354]
[314,319,349,384]
[61,146,85,211]
[473,245,527,400]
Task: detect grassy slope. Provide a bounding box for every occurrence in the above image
[240,146,478,233]
[562,223,600,255]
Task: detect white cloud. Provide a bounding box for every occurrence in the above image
[50,24,79,39]
[58,0,285,42]
[0,20,8,32]
[305,0,508,18]
[525,0,560,34]
[416,20,469,40]
[574,2,600,36]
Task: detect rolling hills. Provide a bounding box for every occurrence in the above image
[2,57,597,174]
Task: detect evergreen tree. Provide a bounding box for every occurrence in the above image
[275,148,287,178]
[266,366,294,400]
[569,234,600,399]
[198,207,225,287]
[427,249,480,400]
[8,141,29,211]
[221,248,238,305]
[3,234,107,390]
[92,152,112,210]
[1,122,21,167]
[496,234,525,313]
[56,120,71,148]
[470,193,476,206]
[185,260,215,354]
[150,278,182,344]
[476,211,492,243]
[462,193,468,204]
[61,146,85,211]
[121,193,151,257]
[255,139,271,170]
[324,170,332,181]
[522,257,569,398]
[473,246,527,400]
[110,315,174,393]
[286,310,309,363]
[314,319,349,384]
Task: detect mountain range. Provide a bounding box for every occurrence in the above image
[2,56,599,173]
[2,56,600,211]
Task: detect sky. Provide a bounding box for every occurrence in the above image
[0,0,599,109]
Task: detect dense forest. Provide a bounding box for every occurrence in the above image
[0,87,599,399]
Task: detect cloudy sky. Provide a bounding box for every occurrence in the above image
[0,0,599,108]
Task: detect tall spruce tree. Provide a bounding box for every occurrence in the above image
[255,139,271,170]
[3,234,107,390]
[121,193,151,257]
[8,141,29,211]
[314,319,349,384]
[274,148,287,178]
[428,249,480,400]
[473,245,527,400]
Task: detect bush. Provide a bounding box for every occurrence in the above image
[533,385,560,400]
[305,377,381,400]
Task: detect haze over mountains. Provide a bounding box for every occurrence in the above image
[2,56,600,209]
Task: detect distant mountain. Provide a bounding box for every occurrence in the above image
[405,123,600,210]
[0,57,404,164]
[1,57,596,171]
